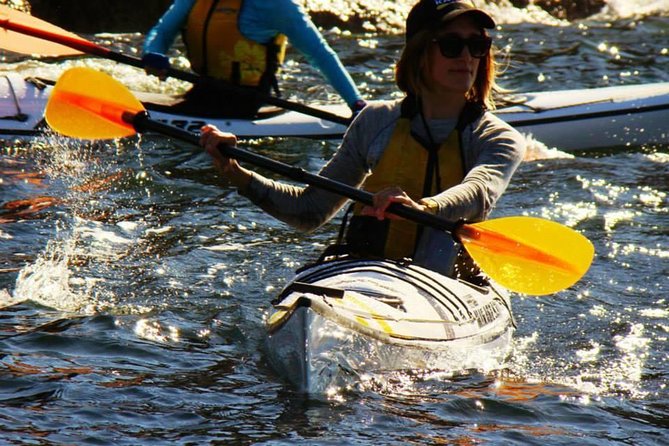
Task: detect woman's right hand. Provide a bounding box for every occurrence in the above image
[200,125,251,188]
[361,186,427,220]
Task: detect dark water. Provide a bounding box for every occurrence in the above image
[1,2,668,444]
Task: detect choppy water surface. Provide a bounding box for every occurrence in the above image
[1,2,668,444]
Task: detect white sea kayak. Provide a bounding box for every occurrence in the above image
[266,258,515,394]
[3,72,669,150]
[498,81,669,151]
[0,73,350,140]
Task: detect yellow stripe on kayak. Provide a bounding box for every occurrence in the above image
[268,309,288,327]
[343,293,393,335]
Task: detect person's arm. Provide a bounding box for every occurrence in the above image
[425,114,527,223]
[200,102,399,231]
[143,0,194,56]
[202,104,390,231]
[240,0,364,110]
[240,114,371,230]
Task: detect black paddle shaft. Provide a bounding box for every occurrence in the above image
[128,111,460,234]
[107,50,352,126]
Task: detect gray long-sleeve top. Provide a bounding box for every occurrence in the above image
[238,99,526,231]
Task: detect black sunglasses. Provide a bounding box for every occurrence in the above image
[433,35,492,59]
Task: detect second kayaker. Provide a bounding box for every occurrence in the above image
[142,0,366,118]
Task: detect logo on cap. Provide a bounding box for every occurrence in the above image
[435,0,460,7]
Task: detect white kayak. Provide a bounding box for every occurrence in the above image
[3,72,669,151]
[0,73,350,140]
[498,81,669,151]
[266,258,515,394]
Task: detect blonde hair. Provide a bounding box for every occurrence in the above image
[395,28,499,110]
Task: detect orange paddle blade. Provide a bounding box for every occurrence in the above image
[0,6,84,57]
[45,67,145,140]
[457,216,594,295]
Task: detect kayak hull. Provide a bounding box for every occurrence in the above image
[266,259,515,394]
[3,74,669,150]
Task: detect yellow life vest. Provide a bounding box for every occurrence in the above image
[183,0,287,87]
[351,117,465,259]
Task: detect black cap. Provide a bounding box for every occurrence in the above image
[406,0,496,42]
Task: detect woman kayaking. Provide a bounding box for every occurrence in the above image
[199,0,527,279]
[142,0,366,118]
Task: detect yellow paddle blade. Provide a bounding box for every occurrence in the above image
[45,67,145,140]
[457,216,594,295]
[0,6,84,57]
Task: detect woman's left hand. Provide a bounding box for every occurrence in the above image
[361,186,426,220]
[200,124,252,189]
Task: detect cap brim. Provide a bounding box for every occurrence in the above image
[441,9,496,29]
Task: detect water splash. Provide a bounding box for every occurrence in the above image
[510,325,651,399]
[8,135,148,313]
[484,0,568,26]
[522,133,574,161]
[594,0,669,20]
[13,237,91,312]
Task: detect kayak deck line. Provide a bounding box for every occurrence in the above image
[273,292,502,326]
[293,258,476,321]
[506,101,669,127]
[272,281,345,303]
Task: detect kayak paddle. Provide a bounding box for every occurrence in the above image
[0,5,83,57]
[0,5,352,126]
[44,67,595,296]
